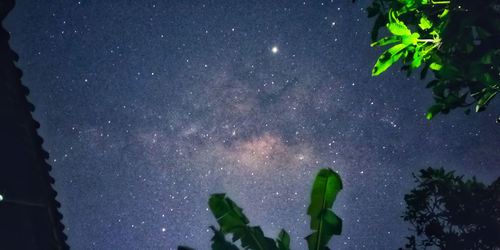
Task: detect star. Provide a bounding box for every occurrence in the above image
[271,46,279,54]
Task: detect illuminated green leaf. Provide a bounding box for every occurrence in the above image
[418,15,432,30]
[387,22,411,36]
[372,44,408,75]
[429,63,442,70]
[412,53,424,69]
[438,9,449,18]
[402,33,420,45]
[371,36,400,47]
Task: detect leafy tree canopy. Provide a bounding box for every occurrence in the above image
[367,0,500,119]
[401,167,500,249]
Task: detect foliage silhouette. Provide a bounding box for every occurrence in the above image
[365,0,500,119]
[179,168,342,250]
[400,167,500,249]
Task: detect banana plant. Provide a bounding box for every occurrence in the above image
[305,169,343,250]
[208,193,278,250]
[276,229,291,250]
[209,226,240,250]
[178,168,343,250]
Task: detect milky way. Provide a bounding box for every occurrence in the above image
[4,1,499,249]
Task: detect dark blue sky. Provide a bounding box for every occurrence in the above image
[5,1,500,249]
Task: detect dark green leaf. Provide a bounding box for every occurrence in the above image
[436,64,459,80]
[475,27,491,39]
[466,44,474,53]
[371,14,388,42]
[425,80,439,88]
[481,53,492,64]
[367,2,380,18]
[276,229,290,250]
[433,84,445,98]
[420,63,430,79]
[479,73,493,85]
[209,194,278,250]
[209,226,240,250]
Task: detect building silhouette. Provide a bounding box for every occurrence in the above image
[0,1,69,249]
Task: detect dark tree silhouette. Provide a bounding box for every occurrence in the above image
[400,167,500,249]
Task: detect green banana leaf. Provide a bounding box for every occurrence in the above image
[276,229,291,250]
[209,226,240,250]
[305,168,343,250]
[209,193,278,250]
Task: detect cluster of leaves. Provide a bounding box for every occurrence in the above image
[179,168,343,250]
[368,0,500,119]
[400,167,500,249]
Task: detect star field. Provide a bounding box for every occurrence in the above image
[4,1,500,249]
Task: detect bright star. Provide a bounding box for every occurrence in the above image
[271,46,278,54]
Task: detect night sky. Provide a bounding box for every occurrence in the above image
[4,1,500,249]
